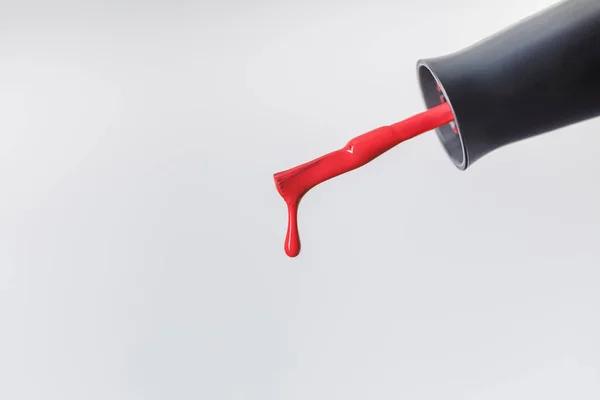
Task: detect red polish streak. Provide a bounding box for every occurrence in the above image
[452,122,459,134]
[273,103,454,257]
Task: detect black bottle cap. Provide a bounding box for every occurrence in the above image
[418,0,600,169]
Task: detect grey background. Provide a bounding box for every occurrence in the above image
[1,0,599,399]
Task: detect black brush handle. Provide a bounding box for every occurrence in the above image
[417,0,600,169]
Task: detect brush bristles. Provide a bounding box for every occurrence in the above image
[273,171,289,200]
[273,158,323,203]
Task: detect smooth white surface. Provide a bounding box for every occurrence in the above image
[0,0,599,399]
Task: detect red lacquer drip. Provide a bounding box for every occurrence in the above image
[274,103,454,257]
